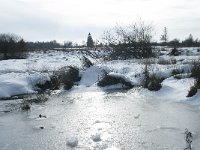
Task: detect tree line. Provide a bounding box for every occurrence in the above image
[0,33,26,60]
[0,33,96,60]
[1,21,200,60]
[158,27,200,47]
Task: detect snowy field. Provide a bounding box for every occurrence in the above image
[0,47,200,150]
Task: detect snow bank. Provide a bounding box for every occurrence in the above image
[0,73,50,98]
[142,77,195,102]
[0,50,86,98]
[0,80,33,98]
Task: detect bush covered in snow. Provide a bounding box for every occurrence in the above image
[35,66,81,91]
[144,75,163,91]
[142,64,164,91]
[97,73,133,89]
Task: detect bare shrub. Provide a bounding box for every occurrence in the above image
[35,66,80,91]
[143,74,164,91]
[103,20,154,59]
[142,62,164,91]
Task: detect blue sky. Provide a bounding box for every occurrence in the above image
[0,0,200,43]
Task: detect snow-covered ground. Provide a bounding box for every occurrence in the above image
[0,50,86,98]
[0,48,199,99]
[0,47,200,149]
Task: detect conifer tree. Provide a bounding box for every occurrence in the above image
[87,33,94,48]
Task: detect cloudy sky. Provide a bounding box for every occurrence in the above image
[0,0,200,43]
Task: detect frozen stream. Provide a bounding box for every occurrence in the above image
[0,86,200,150]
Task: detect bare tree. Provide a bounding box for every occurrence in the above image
[103,20,154,59]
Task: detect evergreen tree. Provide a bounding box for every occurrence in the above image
[87,33,94,48]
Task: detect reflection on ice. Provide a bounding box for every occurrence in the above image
[0,87,200,150]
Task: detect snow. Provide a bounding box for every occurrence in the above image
[143,77,195,102]
[0,80,33,98]
[79,66,105,87]
[66,137,78,147]
[185,90,200,105]
[0,72,50,98]
[0,48,199,103]
[0,50,86,98]
[1,47,200,149]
